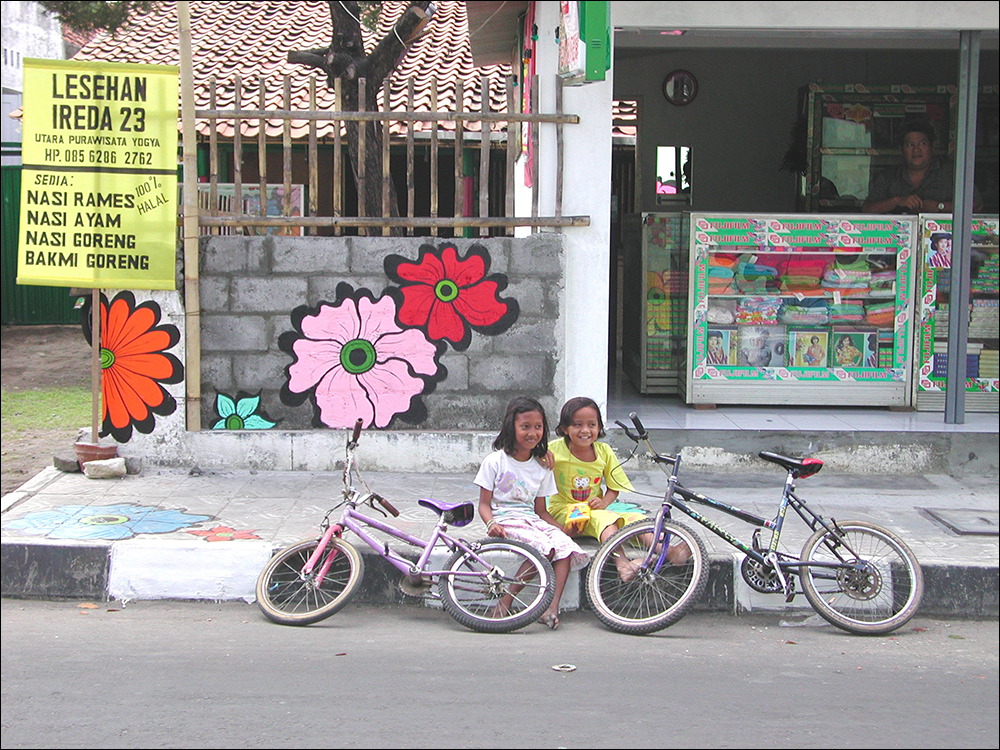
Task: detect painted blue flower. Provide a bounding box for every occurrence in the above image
[2,504,212,540]
[606,500,648,516]
[212,391,277,430]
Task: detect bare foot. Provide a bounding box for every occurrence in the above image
[616,557,642,582]
[539,611,559,630]
[667,542,691,565]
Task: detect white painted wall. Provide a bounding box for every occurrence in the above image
[526,0,615,416]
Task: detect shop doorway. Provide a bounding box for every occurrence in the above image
[610,143,636,370]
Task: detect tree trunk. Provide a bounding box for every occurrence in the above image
[288,0,433,235]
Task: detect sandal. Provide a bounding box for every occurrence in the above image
[539,612,560,630]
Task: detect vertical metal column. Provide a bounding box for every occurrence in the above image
[945,31,980,424]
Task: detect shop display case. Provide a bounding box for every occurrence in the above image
[913,214,999,412]
[685,213,918,407]
[620,213,690,394]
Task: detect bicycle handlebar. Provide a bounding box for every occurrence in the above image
[372,493,400,518]
[615,412,648,442]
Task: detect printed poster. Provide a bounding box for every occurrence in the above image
[17,58,179,290]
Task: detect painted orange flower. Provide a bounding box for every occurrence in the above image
[84,291,184,442]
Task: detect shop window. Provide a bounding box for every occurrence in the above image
[655,146,691,205]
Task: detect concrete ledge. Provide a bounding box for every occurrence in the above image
[117,427,999,476]
[1,541,111,600]
[607,428,1000,477]
[3,539,995,621]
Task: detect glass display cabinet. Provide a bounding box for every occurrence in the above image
[686,213,918,407]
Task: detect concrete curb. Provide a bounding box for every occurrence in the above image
[3,539,996,620]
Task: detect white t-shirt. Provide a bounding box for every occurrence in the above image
[474,450,557,522]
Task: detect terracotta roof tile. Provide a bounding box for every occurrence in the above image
[72,1,508,139]
[72,1,631,140]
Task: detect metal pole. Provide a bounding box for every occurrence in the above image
[944,31,980,424]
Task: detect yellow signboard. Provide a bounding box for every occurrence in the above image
[17,59,179,290]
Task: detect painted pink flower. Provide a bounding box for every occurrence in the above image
[385,244,518,351]
[281,292,440,429]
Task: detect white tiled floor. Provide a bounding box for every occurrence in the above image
[606,366,999,433]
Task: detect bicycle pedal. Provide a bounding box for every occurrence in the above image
[398,575,433,597]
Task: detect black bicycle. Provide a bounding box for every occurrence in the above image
[585,413,924,636]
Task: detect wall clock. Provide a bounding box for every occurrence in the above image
[662,70,698,106]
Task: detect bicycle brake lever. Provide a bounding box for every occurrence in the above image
[615,420,639,443]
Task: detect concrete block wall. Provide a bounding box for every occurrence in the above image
[198,233,567,433]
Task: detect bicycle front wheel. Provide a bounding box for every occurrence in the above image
[440,539,555,633]
[799,520,923,635]
[255,538,364,626]
[585,519,708,635]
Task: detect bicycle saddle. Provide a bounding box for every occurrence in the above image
[757,451,824,478]
[418,498,476,526]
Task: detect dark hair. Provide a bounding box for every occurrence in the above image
[900,118,936,147]
[930,232,951,248]
[555,396,606,440]
[493,396,549,458]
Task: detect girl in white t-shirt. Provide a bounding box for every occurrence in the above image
[475,396,588,630]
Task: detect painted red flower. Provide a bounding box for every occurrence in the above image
[84,291,184,442]
[385,243,519,351]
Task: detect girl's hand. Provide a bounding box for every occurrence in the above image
[589,489,618,511]
[486,520,506,538]
[537,450,555,470]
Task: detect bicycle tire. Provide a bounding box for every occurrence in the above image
[585,519,708,635]
[255,538,364,626]
[439,539,555,633]
[799,520,924,635]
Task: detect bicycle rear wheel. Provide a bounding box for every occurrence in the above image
[799,520,923,635]
[255,538,364,626]
[585,519,708,635]
[440,539,555,633]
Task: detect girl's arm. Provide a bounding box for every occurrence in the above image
[534,496,563,530]
[478,487,505,537]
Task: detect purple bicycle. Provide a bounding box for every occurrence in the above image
[255,419,555,632]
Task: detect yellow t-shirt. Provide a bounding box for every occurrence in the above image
[547,439,634,510]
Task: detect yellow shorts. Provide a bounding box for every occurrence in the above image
[549,503,644,542]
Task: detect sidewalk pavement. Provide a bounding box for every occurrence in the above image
[2,462,997,619]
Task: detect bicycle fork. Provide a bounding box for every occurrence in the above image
[302,523,344,586]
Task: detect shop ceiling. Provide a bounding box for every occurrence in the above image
[464,1,998,65]
[613,28,1000,54]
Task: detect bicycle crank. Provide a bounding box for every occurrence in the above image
[398,574,434,597]
[740,556,783,594]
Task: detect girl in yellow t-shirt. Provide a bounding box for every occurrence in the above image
[547,397,688,580]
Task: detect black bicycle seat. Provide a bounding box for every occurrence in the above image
[758,451,824,478]
[418,498,476,526]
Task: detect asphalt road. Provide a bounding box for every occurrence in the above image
[1,598,997,749]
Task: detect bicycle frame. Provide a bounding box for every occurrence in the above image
[302,503,491,591]
[298,425,496,591]
[639,441,849,594]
